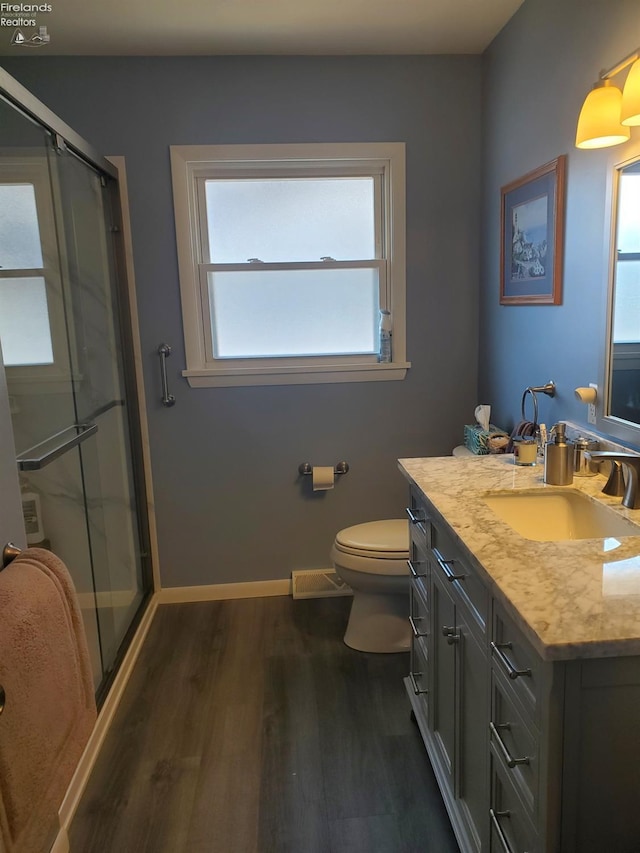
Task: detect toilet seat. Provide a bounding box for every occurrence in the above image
[334,520,409,559]
[332,520,409,576]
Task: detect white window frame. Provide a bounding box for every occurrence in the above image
[170,143,409,387]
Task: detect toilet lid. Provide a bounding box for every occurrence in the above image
[335,519,409,559]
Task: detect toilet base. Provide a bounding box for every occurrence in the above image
[343,591,411,653]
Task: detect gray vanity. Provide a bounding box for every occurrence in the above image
[400,454,640,853]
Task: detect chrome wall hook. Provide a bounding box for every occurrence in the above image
[2,542,21,570]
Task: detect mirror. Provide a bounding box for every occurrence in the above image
[608,158,640,427]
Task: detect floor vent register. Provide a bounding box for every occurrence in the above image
[291,569,352,599]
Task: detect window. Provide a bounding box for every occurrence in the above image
[170,143,408,387]
[0,155,71,384]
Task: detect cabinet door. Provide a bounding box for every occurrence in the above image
[457,606,489,852]
[431,564,457,787]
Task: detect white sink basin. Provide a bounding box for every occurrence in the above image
[483,489,640,541]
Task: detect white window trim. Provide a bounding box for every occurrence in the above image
[170,142,409,387]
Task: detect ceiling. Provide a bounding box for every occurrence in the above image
[0,0,524,56]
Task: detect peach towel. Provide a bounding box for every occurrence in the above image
[0,548,96,853]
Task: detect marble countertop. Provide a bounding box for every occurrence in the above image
[398,454,640,661]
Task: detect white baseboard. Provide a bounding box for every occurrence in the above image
[156,578,291,604]
[55,594,159,842]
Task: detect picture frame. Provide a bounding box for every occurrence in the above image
[500,155,566,305]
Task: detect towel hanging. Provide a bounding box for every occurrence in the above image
[0,548,96,853]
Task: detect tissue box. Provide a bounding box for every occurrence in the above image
[464,424,508,455]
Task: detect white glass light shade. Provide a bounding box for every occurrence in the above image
[621,59,640,126]
[575,81,631,149]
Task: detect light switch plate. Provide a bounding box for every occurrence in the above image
[588,383,598,425]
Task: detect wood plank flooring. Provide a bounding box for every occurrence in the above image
[69,596,460,853]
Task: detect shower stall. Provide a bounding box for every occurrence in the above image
[0,68,153,703]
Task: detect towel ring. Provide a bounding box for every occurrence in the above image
[520,381,556,425]
[521,387,539,425]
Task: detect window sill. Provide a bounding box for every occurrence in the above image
[182,361,411,388]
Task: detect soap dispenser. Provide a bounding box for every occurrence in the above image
[544,422,574,485]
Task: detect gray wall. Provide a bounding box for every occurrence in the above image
[480,0,640,438]
[1,56,482,586]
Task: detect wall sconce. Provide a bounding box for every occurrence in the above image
[576,48,640,149]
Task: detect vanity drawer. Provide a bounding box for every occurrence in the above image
[490,671,538,815]
[491,604,540,723]
[490,754,539,853]
[431,519,488,635]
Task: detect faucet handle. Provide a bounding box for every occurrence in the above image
[602,460,626,497]
[586,451,640,509]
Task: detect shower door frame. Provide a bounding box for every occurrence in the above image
[0,67,158,704]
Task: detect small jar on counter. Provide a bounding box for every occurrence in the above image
[574,437,599,477]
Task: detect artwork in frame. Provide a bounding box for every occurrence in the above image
[500,155,567,305]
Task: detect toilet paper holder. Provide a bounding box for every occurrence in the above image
[298,461,350,477]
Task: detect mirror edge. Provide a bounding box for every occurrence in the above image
[599,144,640,446]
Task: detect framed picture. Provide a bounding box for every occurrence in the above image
[500,155,566,305]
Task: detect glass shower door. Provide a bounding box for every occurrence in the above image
[0,92,151,698]
[48,141,150,690]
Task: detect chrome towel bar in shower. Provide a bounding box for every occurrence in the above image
[16,423,98,471]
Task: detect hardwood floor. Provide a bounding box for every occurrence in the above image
[70,596,460,853]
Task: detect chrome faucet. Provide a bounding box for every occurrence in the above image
[586,452,640,510]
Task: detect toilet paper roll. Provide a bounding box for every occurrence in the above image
[312,466,335,491]
[575,386,597,404]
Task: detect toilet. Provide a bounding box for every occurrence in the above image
[331,519,410,653]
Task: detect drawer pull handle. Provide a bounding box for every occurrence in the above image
[491,642,532,679]
[407,559,427,579]
[409,615,428,638]
[441,625,460,644]
[436,554,466,582]
[405,506,426,525]
[490,721,530,768]
[409,671,428,695]
[489,809,515,853]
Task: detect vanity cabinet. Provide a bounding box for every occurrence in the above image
[405,482,640,853]
[407,485,489,853]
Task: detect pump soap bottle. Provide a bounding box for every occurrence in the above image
[543,422,573,485]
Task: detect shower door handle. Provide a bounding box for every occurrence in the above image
[158,343,176,407]
[16,423,98,471]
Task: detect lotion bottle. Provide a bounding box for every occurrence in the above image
[543,422,574,485]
